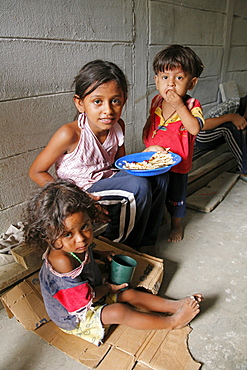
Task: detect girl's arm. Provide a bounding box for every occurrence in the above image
[93,283,111,302]
[115,144,125,159]
[29,121,79,187]
[203,113,247,131]
[93,282,128,303]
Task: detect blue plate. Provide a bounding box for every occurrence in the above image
[115,151,182,177]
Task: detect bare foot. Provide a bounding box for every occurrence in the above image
[167,224,183,242]
[170,299,200,329]
[191,293,204,303]
[167,294,204,314]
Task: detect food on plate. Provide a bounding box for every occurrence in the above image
[123,150,174,170]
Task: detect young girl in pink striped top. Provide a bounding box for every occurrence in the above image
[29,60,169,250]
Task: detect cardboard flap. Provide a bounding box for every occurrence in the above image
[94,238,164,294]
[97,237,163,262]
[1,299,14,319]
[97,347,135,370]
[1,280,50,331]
[34,320,111,369]
[134,364,153,370]
[105,325,155,355]
[138,326,201,370]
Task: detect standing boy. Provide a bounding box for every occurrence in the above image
[143,45,204,242]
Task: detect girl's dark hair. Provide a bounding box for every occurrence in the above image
[153,45,204,78]
[73,60,128,101]
[24,180,99,250]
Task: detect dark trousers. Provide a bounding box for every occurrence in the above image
[88,170,169,249]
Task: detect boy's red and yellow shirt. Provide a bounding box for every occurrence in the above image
[144,94,204,174]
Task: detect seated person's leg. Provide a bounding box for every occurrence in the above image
[88,171,168,248]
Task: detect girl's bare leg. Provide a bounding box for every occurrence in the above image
[117,288,203,314]
[101,298,200,330]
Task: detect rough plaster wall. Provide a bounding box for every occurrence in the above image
[0,0,247,232]
[0,0,134,231]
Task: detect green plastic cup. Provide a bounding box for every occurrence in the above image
[110,254,137,285]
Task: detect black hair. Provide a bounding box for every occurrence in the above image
[24,179,99,250]
[73,60,128,101]
[153,45,204,78]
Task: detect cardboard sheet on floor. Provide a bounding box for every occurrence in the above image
[186,172,239,212]
[1,238,201,370]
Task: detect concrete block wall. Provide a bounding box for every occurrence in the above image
[1,0,246,231]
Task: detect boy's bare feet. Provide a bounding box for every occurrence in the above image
[168,216,183,242]
[167,224,183,242]
[169,299,200,329]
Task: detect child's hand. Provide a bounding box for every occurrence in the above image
[143,145,168,153]
[105,282,129,293]
[93,250,115,272]
[166,90,184,110]
[93,282,128,302]
[99,250,115,263]
[231,114,247,130]
[88,193,111,223]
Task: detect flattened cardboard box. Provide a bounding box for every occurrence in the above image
[1,238,201,370]
[96,237,163,295]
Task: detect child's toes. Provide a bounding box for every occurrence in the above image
[190,299,200,309]
[191,293,204,302]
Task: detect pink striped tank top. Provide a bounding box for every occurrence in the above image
[55,113,124,190]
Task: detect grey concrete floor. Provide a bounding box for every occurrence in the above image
[0,179,246,369]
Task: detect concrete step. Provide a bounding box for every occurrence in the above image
[191,143,230,172]
[187,172,239,212]
[187,152,237,196]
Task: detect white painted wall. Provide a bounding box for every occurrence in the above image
[1,0,246,231]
